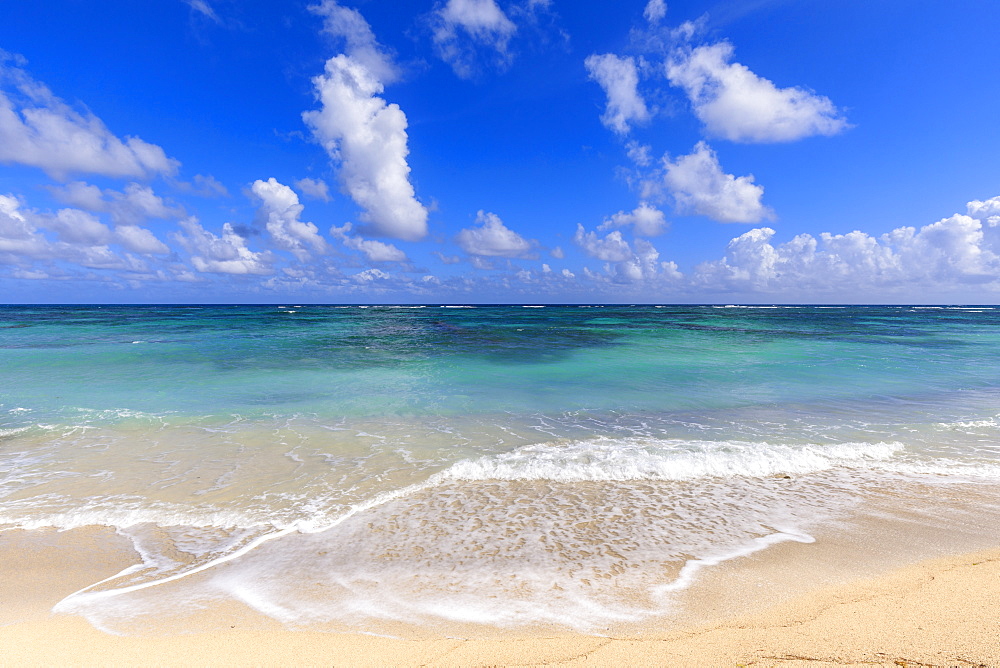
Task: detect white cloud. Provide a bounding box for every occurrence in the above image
[49,181,183,225]
[344,235,407,262]
[433,250,462,264]
[175,217,271,275]
[550,246,564,259]
[643,0,667,24]
[626,141,652,167]
[666,42,848,143]
[45,208,111,245]
[66,245,149,272]
[303,55,428,241]
[355,267,390,282]
[574,223,670,283]
[295,177,332,202]
[48,180,104,210]
[967,196,1000,228]
[456,210,535,257]
[0,193,169,267]
[330,221,406,262]
[251,177,327,259]
[613,238,663,283]
[10,268,49,280]
[114,225,170,255]
[661,141,772,223]
[469,255,495,270]
[574,225,632,262]
[0,58,179,179]
[598,202,667,236]
[0,194,48,258]
[585,54,650,135]
[109,183,183,225]
[431,0,517,78]
[694,205,1000,294]
[310,0,400,84]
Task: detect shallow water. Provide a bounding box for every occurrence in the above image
[3,304,1000,633]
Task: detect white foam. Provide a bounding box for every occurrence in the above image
[52,474,446,610]
[880,459,1000,481]
[0,503,275,532]
[444,437,906,483]
[937,417,999,429]
[54,526,299,611]
[33,434,996,633]
[653,528,815,598]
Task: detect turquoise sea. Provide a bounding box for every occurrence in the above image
[3,304,1000,633]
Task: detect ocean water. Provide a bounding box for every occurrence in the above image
[3,304,1000,633]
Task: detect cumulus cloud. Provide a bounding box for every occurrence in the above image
[1,193,170,268]
[626,141,653,167]
[661,141,771,223]
[49,181,105,211]
[643,0,667,24]
[49,181,184,225]
[344,236,407,262]
[967,196,1000,228]
[666,42,848,143]
[0,56,179,179]
[456,210,535,257]
[329,221,407,262]
[0,194,49,258]
[574,225,632,262]
[109,183,183,225]
[694,207,1000,293]
[355,267,390,282]
[303,54,428,241]
[574,224,673,283]
[295,177,332,202]
[114,224,170,255]
[174,217,271,275]
[585,54,651,135]
[251,178,327,260]
[431,0,517,78]
[598,202,667,236]
[44,208,111,245]
[310,0,400,84]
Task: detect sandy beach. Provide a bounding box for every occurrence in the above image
[2,527,998,667]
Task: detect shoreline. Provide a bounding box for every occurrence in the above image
[2,528,999,666]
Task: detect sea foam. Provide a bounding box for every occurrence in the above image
[444,437,906,482]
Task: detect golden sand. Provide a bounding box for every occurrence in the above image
[2,526,999,667]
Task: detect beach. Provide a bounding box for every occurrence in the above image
[5,0,1000,657]
[3,305,1000,662]
[2,526,998,666]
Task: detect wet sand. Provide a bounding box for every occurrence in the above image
[1,527,998,667]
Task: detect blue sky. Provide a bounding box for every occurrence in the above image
[1,0,999,303]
